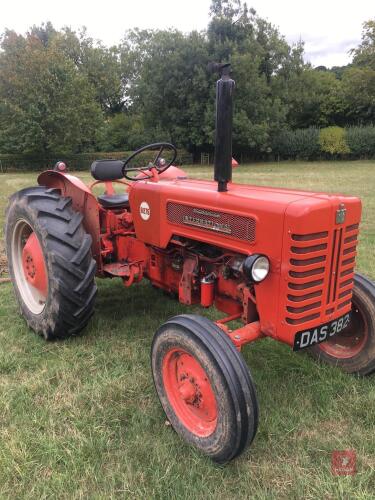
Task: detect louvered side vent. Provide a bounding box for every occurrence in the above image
[286,224,359,327]
[286,231,328,325]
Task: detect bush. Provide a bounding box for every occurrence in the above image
[319,127,350,155]
[346,126,375,158]
[271,127,320,159]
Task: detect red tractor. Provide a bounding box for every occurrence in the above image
[5,64,375,464]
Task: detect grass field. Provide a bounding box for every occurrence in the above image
[0,161,374,498]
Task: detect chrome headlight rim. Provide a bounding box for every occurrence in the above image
[243,254,270,283]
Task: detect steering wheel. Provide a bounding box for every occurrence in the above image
[123,142,177,181]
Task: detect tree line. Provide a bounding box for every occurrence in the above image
[0,0,374,161]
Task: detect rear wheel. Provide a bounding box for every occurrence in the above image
[151,314,258,463]
[308,273,375,376]
[5,187,97,339]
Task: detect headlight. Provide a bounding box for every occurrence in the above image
[243,254,270,283]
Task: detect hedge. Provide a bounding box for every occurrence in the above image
[346,126,375,158]
[1,126,375,169]
[271,128,320,160]
[272,125,375,160]
[0,150,193,172]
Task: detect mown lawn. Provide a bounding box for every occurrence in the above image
[0,161,374,498]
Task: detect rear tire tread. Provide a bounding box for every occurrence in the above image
[5,186,97,340]
[309,272,375,376]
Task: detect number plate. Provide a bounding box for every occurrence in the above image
[293,312,351,351]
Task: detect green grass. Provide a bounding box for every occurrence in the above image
[0,161,374,498]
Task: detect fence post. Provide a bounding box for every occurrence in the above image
[201,152,210,164]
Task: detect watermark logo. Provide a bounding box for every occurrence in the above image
[331,450,356,475]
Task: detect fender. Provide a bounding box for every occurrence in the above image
[38,170,101,263]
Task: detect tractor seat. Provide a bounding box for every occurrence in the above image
[97,193,130,209]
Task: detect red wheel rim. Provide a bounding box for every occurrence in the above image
[162,348,218,437]
[12,220,48,314]
[319,301,368,359]
[22,232,48,297]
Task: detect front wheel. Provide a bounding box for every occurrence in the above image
[151,314,259,463]
[308,273,375,376]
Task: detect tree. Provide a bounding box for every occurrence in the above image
[52,27,128,114]
[282,69,346,128]
[121,29,211,154]
[117,0,312,157]
[1,9,374,158]
[207,0,305,152]
[340,67,375,124]
[0,28,103,154]
[352,19,375,70]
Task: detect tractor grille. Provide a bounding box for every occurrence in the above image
[166,202,256,242]
[286,224,359,326]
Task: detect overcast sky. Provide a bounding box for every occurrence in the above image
[1,0,373,67]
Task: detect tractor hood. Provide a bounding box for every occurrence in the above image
[129,178,361,261]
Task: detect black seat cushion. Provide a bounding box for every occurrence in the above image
[91,159,124,181]
[97,193,130,209]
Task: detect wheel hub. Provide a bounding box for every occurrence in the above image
[162,349,218,437]
[319,302,368,359]
[22,232,48,297]
[178,378,197,403]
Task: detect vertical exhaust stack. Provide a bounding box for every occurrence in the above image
[212,63,235,192]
